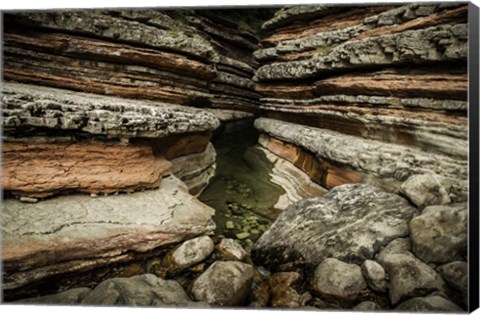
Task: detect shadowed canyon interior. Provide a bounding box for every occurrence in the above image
[1,3,470,312]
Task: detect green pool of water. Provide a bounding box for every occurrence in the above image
[198,118,285,250]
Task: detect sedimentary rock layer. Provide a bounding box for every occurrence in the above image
[253,3,468,202]
[255,23,467,81]
[2,83,220,138]
[2,176,215,290]
[255,118,467,201]
[2,139,171,198]
[3,9,261,113]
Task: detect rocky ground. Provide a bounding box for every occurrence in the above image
[1,3,471,312]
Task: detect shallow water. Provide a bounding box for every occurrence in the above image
[198,118,285,250]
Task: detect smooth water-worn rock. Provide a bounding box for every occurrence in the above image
[217,238,248,261]
[191,261,255,306]
[167,236,214,270]
[312,258,366,302]
[395,295,464,312]
[255,118,468,201]
[380,252,446,305]
[361,260,388,293]
[252,184,417,269]
[400,174,451,208]
[410,203,467,263]
[2,176,215,290]
[81,274,204,307]
[17,288,92,305]
[170,143,216,196]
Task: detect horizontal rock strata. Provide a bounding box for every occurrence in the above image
[3,9,261,113]
[2,83,220,198]
[2,176,215,290]
[3,140,171,198]
[253,4,468,197]
[2,83,220,139]
[255,118,467,202]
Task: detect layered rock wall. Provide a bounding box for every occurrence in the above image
[3,9,261,113]
[253,3,468,202]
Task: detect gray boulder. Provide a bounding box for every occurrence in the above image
[410,203,467,263]
[81,274,203,307]
[437,261,468,305]
[361,260,388,293]
[191,261,255,306]
[395,295,464,312]
[252,184,417,268]
[400,174,451,208]
[17,288,91,305]
[381,252,446,305]
[312,258,366,302]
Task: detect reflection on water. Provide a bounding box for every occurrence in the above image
[198,118,285,250]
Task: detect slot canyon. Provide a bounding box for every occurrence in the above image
[1,3,471,312]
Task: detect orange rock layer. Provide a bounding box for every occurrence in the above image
[259,134,364,189]
[2,141,172,198]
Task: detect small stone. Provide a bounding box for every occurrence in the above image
[19,196,38,203]
[312,258,366,302]
[226,221,235,229]
[353,301,382,311]
[251,229,260,234]
[90,193,98,198]
[168,236,214,270]
[361,260,388,292]
[236,232,250,240]
[191,261,254,306]
[217,238,248,261]
[243,226,250,233]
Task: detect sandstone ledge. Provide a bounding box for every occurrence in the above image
[2,176,216,290]
[2,140,171,198]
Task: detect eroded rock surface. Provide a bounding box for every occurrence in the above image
[380,252,446,305]
[410,203,467,263]
[2,176,215,290]
[395,295,463,312]
[252,184,418,269]
[81,274,205,307]
[191,261,255,306]
[312,258,366,302]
